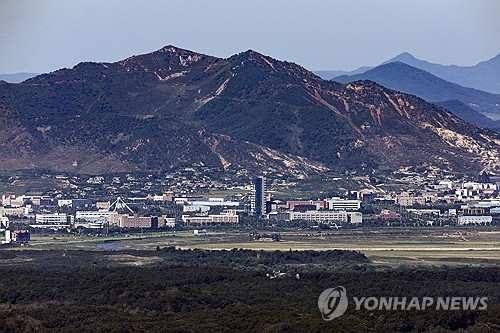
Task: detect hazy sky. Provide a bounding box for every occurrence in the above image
[1,0,499,74]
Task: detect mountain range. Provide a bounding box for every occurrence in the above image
[0,46,498,176]
[382,52,500,94]
[333,62,500,130]
[315,52,500,94]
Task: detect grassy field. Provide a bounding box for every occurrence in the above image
[8,227,499,267]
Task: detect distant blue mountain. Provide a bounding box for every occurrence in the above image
[0,72,39,83]
[383,52,500,94]
[333,62,500,130]
[313,66,372,80]
[317,52,500,94]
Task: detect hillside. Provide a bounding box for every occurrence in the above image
[333,62,500,122]
[434,100,500,132]
[0,46,499,176]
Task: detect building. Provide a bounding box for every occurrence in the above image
[326,197,362,211]
[57,199,92,208]
[251,177,266,216]
[287,200,327,211]
[33,213,73,228]
[12,230,30,243]
[457,216,492,225]
[0,216,9,229]
[96,201,111,210]
[181,212,239,226]
[162,217,176,228]
[76,210,118,222]
[379,211,401,220]
[396,192,423,206]
[183,205,210,213]
[3,230,30,244]
[406,209,441,216]
[460,207,485,215]
[2,207,28,217]
[74,210,119,229]
[186,198,240,207]
[119,215,158,229]
[288,210,362,224]
[1,194,26,207]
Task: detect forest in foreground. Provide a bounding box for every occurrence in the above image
[0,249,498,332]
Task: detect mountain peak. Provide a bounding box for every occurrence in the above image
[396,52,415,58]
[115,45,219,73]
[155,45,205,56]
[239,49,267,59]
[158,45,180,53]
[389,52,418,63]
[229,49,280,71]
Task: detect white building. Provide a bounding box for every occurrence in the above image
[188,200,239,207]
[162,217,176,228]
[406,209,441,216]
[462,182,497,191]
[76,210,118,222]
[326,197,361,211]
[57,199,74,207]
[96,201,111,210]
[33,213,73,229]
[289,210,362,224]
[183,205,211,213]
[457,216,492,225]
[182,212,239,226]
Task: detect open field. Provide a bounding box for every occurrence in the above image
[6,227,500,267]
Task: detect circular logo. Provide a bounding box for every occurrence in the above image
[318,286,348,321]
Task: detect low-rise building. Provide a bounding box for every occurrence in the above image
[96,201,111,210]
[0,216,9,229]
[181,212,239,226]
[460,206,485,215]
[162,217,176,228]
[57,199,92,208]
[33,213,73,229]
[76,210,118,222]
[119,215,158,229]
[2,207,29,217]
[183,205,210,213]
[289,210,362,224]
[406,209,441,216]
[3,230,30,244]
[286,200,327,211]
[326,197,361,211]
[396,192,426,206]
[457,215,492,225]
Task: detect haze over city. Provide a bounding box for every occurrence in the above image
[1,0,499,74]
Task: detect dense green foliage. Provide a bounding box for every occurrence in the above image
[0,248,369,271]
[0,250,498,332]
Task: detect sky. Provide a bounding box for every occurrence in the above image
[1,0,499,74]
